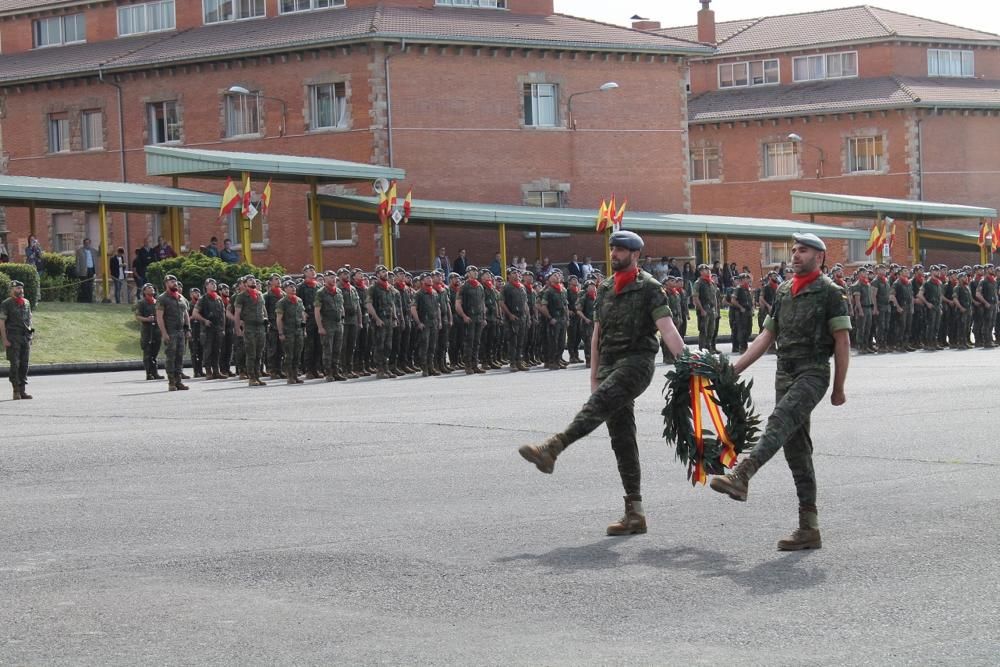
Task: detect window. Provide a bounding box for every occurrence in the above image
[527,191,563,208]
[48,114,70,153]
[718,59,778,88]
[690,147,720,182]
[847,136,884,173]
[765,242,792,265]
[309,83,347,129]
[33,13,85,47]
[279,0,343,13]
[118,0,175,36]
[147,101,181,144]
[762,141,798,178]
[53,213,76,253]
[224,210,265,246]
[928,49,974,77]
[524,83,558,127]
[203,0,265,24]
[321,220,353,243]
[792,51,857,82]
[435,0,506,7]
[223,93,261,137]
[81,110,103,150]
[848,237,871,263]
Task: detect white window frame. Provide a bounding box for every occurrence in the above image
[792,50,858,82]
[81,110,103,151]
[846,136,884,174]
[762,141,799,179]
[53,213,77,254]
[718,59,779,89]
[309,83,348,130]
[203,0,265,24]
[118,0,176,37]
[848,237,869,263]
[928,49,974,78]
[278,0,344,14]
[690,146,720,182]
[522,191,569,238]
[223,93,261,138]
[147,100,181,144]
[435,0,507,8]
[524,83,558,128]
[48,115,70,153]
[764,242,792,265]
[224,210,266,249]
[33,13,85,48]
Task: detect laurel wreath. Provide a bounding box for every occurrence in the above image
[661,350,761,484]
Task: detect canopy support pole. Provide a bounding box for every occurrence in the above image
[604,228,612,273]
[911,223,920,265]
[99,202,110,303]
[381,218,393,268]
[428,222,436,270]
[29,203,37,238]
[310,180,323,272]
[499,223,508,281]
[240,171,253,265]
[701,232,710,264]
[875,212,883,264]
[170,177,183,253]
[535,226,541,261]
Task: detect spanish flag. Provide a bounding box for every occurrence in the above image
[886,217,896,249]
[979,221,988,247]
[218,176,241,218]
[241,172,252,218]
[596,199,609,232]
[377,190,388,223]
[865,221,881,256]
[402,189,412,223]
[388,181,398,210]
[993,219,1000,252]
[260,178,272,216]
[614,199,628,229]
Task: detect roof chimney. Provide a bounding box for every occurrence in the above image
[697,0,716,44]
[631,19,662,31]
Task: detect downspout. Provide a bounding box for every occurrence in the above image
[98,66,130,256]
[384,39,406,168]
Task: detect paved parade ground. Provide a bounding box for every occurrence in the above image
[2,349,999,666]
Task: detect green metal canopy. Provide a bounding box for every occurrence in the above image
[0,174,221,212]
[791,191,997,220]
[318,194,872,240]
[145,145,405,184]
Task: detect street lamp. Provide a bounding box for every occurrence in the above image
[787,132,825,178]
[567,81,619,130]
[228,85,288,137]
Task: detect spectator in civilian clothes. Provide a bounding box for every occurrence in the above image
[75,238,98,303]
[567,254,584,280]
[109,247,128,304]
[220,238,240,264]
[25,236,44,272]
[204,237,221,258]
[434,247,451,275]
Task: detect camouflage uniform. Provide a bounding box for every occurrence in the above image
[156,290,187,387]
[277,292,306,380]
[435,282,453,372]
[194,291,226,377]
[976,274,998,347]
[458,277,486,371]
[541,284,568,367]
[695,276,717,351]
[134,294,161,379]
[297,278,321,377]
[874,276,892,351]
[234,288,267,384]
[368,278,396,376]
[919,276,944,348]
[413,283,441,374]
[892,277,914,351]
[264,284,284,377]
[316,284,345,380]
[340,276,361,377]
[0,291,33,395]
[502,277,529,368]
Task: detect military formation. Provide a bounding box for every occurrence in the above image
[131,261,614,389]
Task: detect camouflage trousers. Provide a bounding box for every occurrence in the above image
[856,307,873,350]
[697,311,717,350]
[242,324,266,379]
[321,323,344,376]
[341,323,358,372]
[373,322,393,372]
[875,306,891,349]
[463,320,485,367]
[283,332,304,378]
[748,360,830,509]
[163,330,185,381]
[559,356,655,497]
[140,323,161,376]
[923,305,942,346]
[505,318,525,364]
[201,326,223,375]
[419,324,438,370]
[5,335,30,388]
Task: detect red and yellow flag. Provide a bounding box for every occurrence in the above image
[260,178,272,216]
[614,199,628,228]
[403,189,412,223]
[388,181,398,210]
[596,199,610,232]
[218,176,241,218]
[377,190,388,224]
[865,222,881,256]
[979,221,988,247]
[241,172,252,218]
[993,219,1000,252]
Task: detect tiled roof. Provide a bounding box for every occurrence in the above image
[688,76,1000,122]
[656,18,759,45]
[0,0,94,16]
[661,5,999,56]
[0,5,709,85]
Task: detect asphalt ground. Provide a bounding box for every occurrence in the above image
[1,347,998,666]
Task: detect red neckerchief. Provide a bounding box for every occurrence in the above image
[468,278,481,288]
[378,278,390,290]
[451,283,460,293]
[168,287,181,300]
[423,286,434,295]
[791,269,822,296]
[899,277,910,285]
[859,276,870,285]
[834,278,846,287]
[304,278,317,288]
[915,275,925,285]
[483,279,494,290]
[569,285,579,294]
[930,277,942,286]
[434,284,445,293]
[614,267,638,295]
[395,281,407,291]
[270,287,283,297]
[144,295,156,305]
[510,279,522,289]
[221,295,230,306]
[207,291,218,300]
[325,284,338,295]
[988,275,997,283]
[287,294,299,304]
[701,275,713,284]
[551,283,563,293]
[13,296,25,307]
[341,279,352,291]
[247,288,259,302]
[586,287,597,298]
[769,279,779,289]
[879,275,887,283]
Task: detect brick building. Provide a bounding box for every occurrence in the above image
[0,0,710,274]
[655,2,1000,273]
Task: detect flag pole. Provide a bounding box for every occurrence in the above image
[604,227,612,273]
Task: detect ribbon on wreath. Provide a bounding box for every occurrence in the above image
[690,374,739,486]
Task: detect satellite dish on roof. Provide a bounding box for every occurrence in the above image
[373,178,390,194]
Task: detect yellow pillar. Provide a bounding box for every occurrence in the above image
[911,223,920,265]
[172,208,183,254]
[875,213,884,263]
[310,180,323,271]
[29,204,37,238]
[604,228,612,273]
[499,223,508,281]
[428,221,437,269]
[99,203,110,303]
[701,232,710,264]
[381,219,392,268]
[535,226,542,261]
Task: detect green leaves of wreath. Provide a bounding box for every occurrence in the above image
[662,350,761,482]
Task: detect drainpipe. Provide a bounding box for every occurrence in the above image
[384,40,406,168]
[98,66,130,256]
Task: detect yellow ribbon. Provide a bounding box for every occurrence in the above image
[690,374,738,486]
